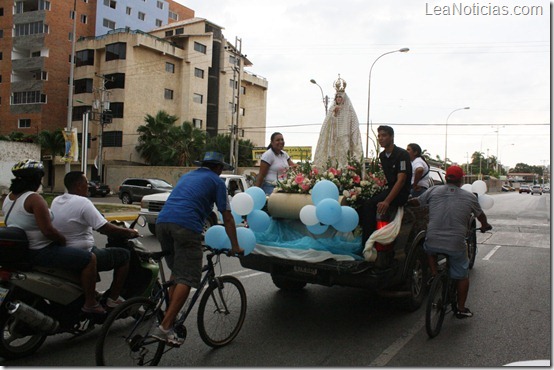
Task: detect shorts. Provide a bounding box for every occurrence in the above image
[92,246,130,272]
[424,243,469,280]
[156,223,203,288]
[28,243,92,271]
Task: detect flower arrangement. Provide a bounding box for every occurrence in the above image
[276,156,386,208]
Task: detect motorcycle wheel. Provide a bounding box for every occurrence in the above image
[0,313,47,360]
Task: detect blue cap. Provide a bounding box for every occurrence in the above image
[193,152,234,170]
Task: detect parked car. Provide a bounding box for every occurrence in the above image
[519,185,531,194]
[118,178,173,204]
[87,180,110,197]
[543,185,550,193]
[139,174,250,235]
[531,185,543,195]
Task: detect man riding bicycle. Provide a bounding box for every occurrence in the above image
[409,165,491,318]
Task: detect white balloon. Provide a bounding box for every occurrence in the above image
[478,194,494,210]
[461,184,473,193]
[471,180,487,195]
[299,205,319,226]
[231,192,254,216]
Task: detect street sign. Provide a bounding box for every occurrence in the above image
[252,146,312,161]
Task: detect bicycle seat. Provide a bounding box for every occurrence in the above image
[135,250,167,262]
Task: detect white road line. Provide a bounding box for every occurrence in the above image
[482,245,502,261]
[369,315,426,366]
[240,272,266,279]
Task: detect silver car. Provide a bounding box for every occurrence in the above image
[531,185,543,195]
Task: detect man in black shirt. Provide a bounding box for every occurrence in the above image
[359,125,412,266]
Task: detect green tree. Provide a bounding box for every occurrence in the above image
[37,129,66,192]
[167,122,206,166]
[136,111,180,165]
[205,134,255,167]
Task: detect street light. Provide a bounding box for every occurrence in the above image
[310,79,329,115]
[444,106,470,168]
[365,47,410,159]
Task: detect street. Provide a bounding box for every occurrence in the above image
[2,192,550,366]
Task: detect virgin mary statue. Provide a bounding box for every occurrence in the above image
[313,75,363,169]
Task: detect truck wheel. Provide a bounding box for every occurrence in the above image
[148,223,157,236]
[271,275,307,291]
[402,245,428,312]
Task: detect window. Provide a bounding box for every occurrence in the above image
[39,1,50,10]
[228,102,236,113]
[193,94,203,104]
[103,131,123,147]
[0,30,3,38]
[0,52,2,60]
[109,102,124,118]
[0,8,3,16]
[175,28,184,35]
[229,55,237,65]
[138,12,145,21]
[169,11,178,21]
[72,105,92,121]
[76,49,94,66]
[70,10,75,19]
[193,119,202,129]
[157,1,163,9]
[14,22,49,36]
[155,19,162,27]
[126,6,131,15]
[105,42,126,61]
[164,89,173,100]
[77,132,91,149]
[34,71,47,80]
[103,0,116,9]
[18,119,31,128]
[165,30,173,37]
[240,107,245,116]
[74,78,93,94]
[80,14,87,24]
[229,79,238,89]
[194,68,204,78]
[0,75,2,83]
[103,18,116,29]
[165,62,174,73]
[194,42,207,54]
[105,73,125,89]
[240,86,246,95]
[12,91,46,104]
[31,51,41,57]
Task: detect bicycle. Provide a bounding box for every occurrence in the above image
[95,244,247,366]
[425,225,492,338]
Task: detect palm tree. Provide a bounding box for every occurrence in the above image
[136,111,179,165]
[37,129,65,192]
[168,122,206,166]
[205,134,255,167]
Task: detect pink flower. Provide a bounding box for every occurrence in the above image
[353,175,361,184]
[347,165,356,171]
[312,168,319,175]
[295,174,304,184]
[301,183,311,191]
[328,167,339,176]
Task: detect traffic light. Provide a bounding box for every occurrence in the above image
[101,111,112,125]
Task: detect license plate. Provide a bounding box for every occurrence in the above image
[0,287,9,305]
[293,266,317,275]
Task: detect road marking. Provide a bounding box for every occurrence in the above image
[368,315,426,366]
[482,245,502,261]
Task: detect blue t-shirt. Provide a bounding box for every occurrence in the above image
[157,168,228,233]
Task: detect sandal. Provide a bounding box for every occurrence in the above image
[82,303,107,315]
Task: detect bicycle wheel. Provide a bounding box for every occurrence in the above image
[425,274,447,338]
[466,228,478,269]
[96,297,165,366]
[197,275,247,348]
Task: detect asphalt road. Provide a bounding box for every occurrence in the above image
[2,192,551,366]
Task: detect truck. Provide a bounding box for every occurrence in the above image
[139,174,249,235]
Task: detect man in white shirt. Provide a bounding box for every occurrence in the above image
[51,171,140,309]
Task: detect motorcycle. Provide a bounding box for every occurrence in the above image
[0,217,161,360]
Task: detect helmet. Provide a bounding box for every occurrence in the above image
[11,159,45,178]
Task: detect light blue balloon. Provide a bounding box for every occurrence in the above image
[236,227,256,255]
[204,225,231,250]
[312,180,339,205]
[315,198,341,225]
[231,210,243,224]
[246,186,267,210]
[247,210,271,232]
[333,206,359,233]
[307,223,329,235]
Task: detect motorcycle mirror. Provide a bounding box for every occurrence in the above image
[133,216,146,229]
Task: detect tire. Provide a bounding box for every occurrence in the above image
[197,276,247,348]
[467,226,478,270]
[147,223,157,236]
[271,275,307,291]
[425,274,447,338]
[96,297,165,366]
[121,193,132,204]
[0,312,47,360]
[402,245,428,312]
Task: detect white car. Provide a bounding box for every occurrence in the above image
[531,185,543,195]
[139,174,249,235]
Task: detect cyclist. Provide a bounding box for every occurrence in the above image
[153,152,244,345]
[409,165,491,318]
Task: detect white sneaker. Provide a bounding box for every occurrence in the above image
[151,325,184,347]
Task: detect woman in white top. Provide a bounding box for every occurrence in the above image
[255,132,296,195]
[406,143,430,197]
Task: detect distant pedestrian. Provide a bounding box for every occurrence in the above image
[406,143,430,197]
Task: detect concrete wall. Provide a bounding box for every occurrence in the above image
[0,141,41,194]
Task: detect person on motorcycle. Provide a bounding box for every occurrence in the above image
[51,171,140,310]
[153,152,244,346]
[408,165,491,318]
[2,160,104,314]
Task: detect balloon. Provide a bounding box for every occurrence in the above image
[315,198,341,225]
[299,205,319,226]
[247,210,271,232]
[307,223,329,235]
[461,184,473,193]
[204,225,231,250]
[236,227,256,255]
[478,194,494,210]
[231,210,244,224]
[231,192,254,215]
[246,186,267,210]
[471,180,487,195]
[311,180,339,205]
[332,206,359,233]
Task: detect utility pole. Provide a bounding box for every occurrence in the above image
[65,0,78,174]
[94,74,112,183]
[227,37,243,173]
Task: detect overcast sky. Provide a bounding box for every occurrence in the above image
[178,0,550,169]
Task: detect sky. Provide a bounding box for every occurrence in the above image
[177,0,550,170]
